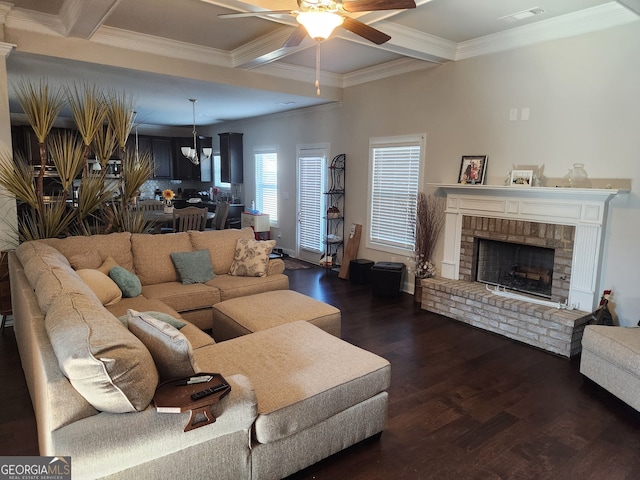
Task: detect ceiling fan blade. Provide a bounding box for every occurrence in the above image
[218,10,293,18]
[341,17,391,45]
[342,0,416,13]
[283,26,308,47]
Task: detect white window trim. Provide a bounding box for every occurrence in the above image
[366,134,425,256]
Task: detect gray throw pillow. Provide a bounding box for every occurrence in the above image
[109,266,142,297]
[170,250,215,284]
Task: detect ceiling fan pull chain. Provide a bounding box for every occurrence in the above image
[315,40,321,96]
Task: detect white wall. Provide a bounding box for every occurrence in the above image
[215,22,640,325]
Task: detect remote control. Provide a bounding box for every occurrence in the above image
[190,382,229,401]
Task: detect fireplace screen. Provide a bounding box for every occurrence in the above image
[476,239,555,298]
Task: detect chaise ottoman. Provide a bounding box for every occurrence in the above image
[212,290,341,341]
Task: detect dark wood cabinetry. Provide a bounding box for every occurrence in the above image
[150,137,172,178]
[172,137,200,181]
[219,132,243,184]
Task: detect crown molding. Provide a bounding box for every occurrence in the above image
[0,41,16,57]
[255,60,343,88]
[91,25,232,68]
[456,2,639,60]
[0,2,13,24]
[4,7,65,36]
[343,57,436,88]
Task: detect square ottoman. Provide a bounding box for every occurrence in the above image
[212,290,341,341]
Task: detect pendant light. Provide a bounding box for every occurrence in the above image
[181,99,212,165]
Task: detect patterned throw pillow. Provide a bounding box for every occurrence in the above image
[229,238,276,277]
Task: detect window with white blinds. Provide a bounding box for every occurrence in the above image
[255,149,278,226]
[298,148,327,253]
[368,135,423,254]
[213,155,230,189]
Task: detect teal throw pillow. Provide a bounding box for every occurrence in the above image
[170,250,215,285]
[118,311,186,330]
[109,266,142,298]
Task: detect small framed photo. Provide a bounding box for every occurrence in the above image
[510,169,534,186]
[458,156,488,185]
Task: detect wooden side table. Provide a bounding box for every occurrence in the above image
[0,251,12,333]
[153,373,231,432]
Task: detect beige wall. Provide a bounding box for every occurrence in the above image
[215,22,640,325]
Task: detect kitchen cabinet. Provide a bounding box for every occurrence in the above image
[219,132,243,184]
[172,136,213,181]
[150,137,172,178]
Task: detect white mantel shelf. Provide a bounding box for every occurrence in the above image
[428,184,626,202]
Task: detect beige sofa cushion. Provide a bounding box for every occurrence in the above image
[40,232,134,272]
[131,232,193,285]
[16,242,94,313]
[194,321,390,444]
[141,282,219,312]
[189,228,254,275]
[205,274,289,303]
[46,293,158,413]
[212,290,341,340]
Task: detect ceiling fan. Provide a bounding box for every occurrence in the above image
[217,0,417,46]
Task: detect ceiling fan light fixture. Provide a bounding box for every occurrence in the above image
[297,11,343,40]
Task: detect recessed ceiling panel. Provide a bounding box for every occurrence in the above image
[392,0,613,43]
[10,0,65,15]
[280,39,403,73]
[105,0,284,50]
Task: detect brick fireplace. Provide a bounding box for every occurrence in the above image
[420,185,620,357]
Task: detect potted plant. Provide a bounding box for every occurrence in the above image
[410,193,445,302]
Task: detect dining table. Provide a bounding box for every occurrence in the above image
[144,210,215,233]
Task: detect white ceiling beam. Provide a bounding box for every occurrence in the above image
[59,0,122,39]
[617,0,640,15]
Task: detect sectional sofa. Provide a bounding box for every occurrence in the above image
[9,228,391,479]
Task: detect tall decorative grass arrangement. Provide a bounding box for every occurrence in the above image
[0,79,154,241]
[66,83,107,175]
[105,90,136,156]
[412,193,445,278]
[14,79,66,203]
[47,131,85,198]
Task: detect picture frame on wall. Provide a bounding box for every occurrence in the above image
[458,155,488,185]
[510,169,534,186]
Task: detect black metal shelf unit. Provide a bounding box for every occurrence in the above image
[323,154,345,271]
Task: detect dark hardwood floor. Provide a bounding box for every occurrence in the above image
[2,264,640,478]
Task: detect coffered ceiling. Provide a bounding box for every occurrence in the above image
[3,0,639,126]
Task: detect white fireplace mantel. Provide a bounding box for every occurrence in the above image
[430,184,625,312]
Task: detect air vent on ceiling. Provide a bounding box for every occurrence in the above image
[499,7,545,23]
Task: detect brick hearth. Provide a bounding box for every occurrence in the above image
[420,277,591,357]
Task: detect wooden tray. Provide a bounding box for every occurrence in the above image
[153,372,231,432]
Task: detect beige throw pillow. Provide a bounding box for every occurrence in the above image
[76,269,122,306]
[229,238,276,277]
[127,309,200,381]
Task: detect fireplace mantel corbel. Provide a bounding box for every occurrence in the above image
[429,184,626,312]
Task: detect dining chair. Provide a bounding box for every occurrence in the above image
[172,206,208,232]
[137,199,164,211]
[213,202,229,230]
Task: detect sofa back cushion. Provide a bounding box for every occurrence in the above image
[16,242,94,313]
[131,232,193,285]
[39,232,134,272]
[46,293,159,413]
[189,228,254,275]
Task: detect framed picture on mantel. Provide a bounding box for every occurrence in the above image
[510,169,534,187]
[458,155,487,185]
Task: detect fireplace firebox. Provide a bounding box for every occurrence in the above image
[476,239,555,299]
